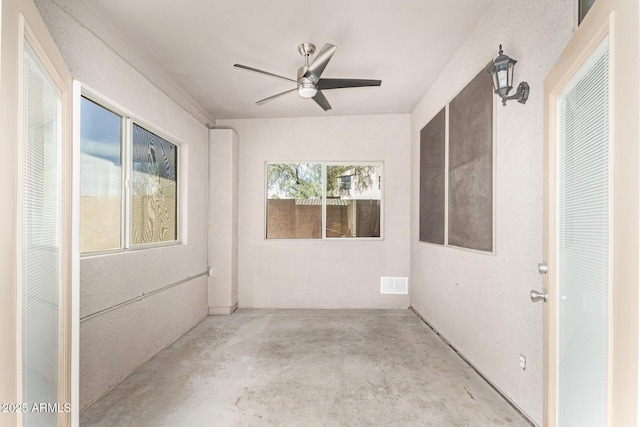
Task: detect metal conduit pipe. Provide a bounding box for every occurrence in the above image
[80,271,209,323]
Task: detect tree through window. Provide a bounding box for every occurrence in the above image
[266,162,382,239]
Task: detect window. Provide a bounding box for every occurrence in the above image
[266,162,382,239]
[266,163,322,239]
[325,164,381,238]
[578,0,596,24]
[80,97,123,253]
[131,124,178,245]
[80,95,179,254]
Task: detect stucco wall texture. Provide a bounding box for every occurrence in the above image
[217,115,411,310]
[409,0,573,423]
[209,129,239,314]
[35,0,210,411]
[33,0,577,421]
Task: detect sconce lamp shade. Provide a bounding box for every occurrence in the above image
[487,44,529,106]
[488,45,517,98]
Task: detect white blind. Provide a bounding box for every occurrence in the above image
[557,37,609,427]
[22,42,62,425]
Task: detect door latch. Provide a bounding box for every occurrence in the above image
[538,262,548,274]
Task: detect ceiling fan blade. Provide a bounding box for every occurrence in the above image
[312,90,332,111]
[317,78,382,90]
[256,88,297,105]
[304,43,337,81]
[234,64,297,83]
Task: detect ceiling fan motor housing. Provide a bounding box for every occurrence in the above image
[297,65,317,98]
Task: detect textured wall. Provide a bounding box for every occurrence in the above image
[217,115,411,309]
[410,0,573,423]
[34,0,209,411]
[209,129,239,314]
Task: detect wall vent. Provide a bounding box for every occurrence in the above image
[380,277,409,295]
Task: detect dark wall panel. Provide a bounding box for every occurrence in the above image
[419,108,446,244]
[448,68,493,252]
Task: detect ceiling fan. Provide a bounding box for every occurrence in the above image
[234,42,382,111]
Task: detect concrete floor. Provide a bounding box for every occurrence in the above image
[80,309,531,426]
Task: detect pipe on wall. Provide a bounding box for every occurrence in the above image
[80,271,208,322]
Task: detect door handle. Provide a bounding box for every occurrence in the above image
[530,289,548,303]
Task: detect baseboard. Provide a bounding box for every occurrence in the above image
[208,302,238,315]
[409,306,538,427]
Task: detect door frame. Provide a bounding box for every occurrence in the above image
[0,0,74,426]
[543,0,639,425]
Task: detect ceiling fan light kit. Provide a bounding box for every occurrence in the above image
[297,85,318,98]
[234,42,382,111]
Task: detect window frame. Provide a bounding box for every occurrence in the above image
[264,161,384,241]
[79,87,184,256]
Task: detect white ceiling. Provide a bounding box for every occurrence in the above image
[79,0,494,120]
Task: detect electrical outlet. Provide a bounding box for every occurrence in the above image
[519,355,526,370]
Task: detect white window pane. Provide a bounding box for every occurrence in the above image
[266,163,322,239]
[326,165,382,238]
[131,124,178,245]
[80,96,122,253]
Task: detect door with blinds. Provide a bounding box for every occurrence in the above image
[556,35,610,427]
[542,0,639,425]
[0,0,73,426]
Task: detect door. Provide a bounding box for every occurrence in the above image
[541,0,639,425]
[0,0,73,426]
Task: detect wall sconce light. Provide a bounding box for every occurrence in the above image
[487,45,529,106]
